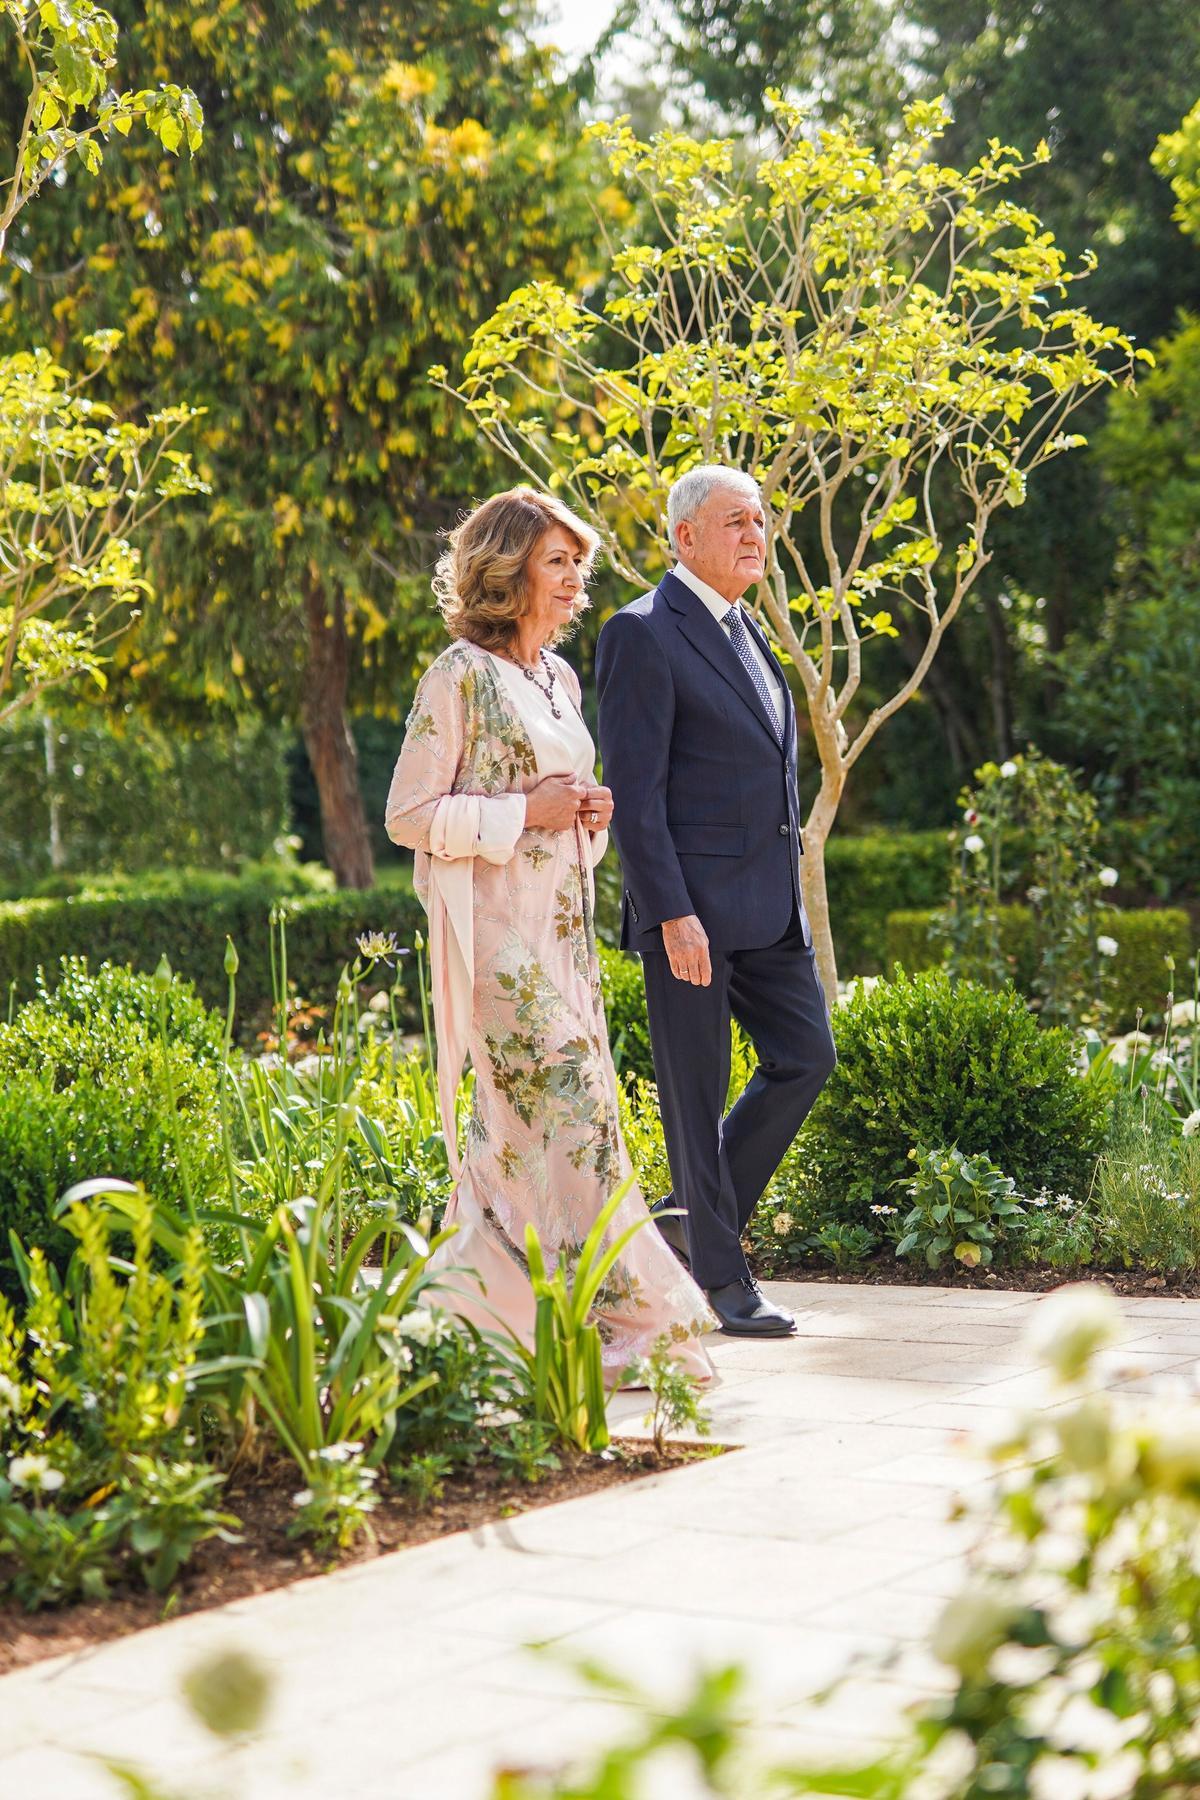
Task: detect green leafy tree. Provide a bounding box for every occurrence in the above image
[0,0,600,887]
[900,0,1200,761]
[1046,102,1200,896]
[442,97,1141,996]
[643,2,1200,791]
[1154,95,1200,241]
[0,1,204,727]
[610,0,905,135]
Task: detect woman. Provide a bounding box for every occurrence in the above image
[385,487,713,1380]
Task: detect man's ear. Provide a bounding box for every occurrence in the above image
[674,518,693,558]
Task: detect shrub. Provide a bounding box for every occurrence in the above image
[891,1144,1024,1271]
[1094,1115,1200,1273]
[385,1308,557,1484]
[0,956,226,1075]
[0,874,426,1027]
[0,1000,222,1295]
[937,753,1112,1028]
[0,1198,238,1610]
[805,968,1109,1219]
[885,905,1191,1028]
[823,830,954,975]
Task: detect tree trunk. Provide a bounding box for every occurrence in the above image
[800,748,845,1009]
[300,574,375,890]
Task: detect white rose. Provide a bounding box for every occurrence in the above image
[1182,1111,1200,1139]
[999,760,1018,778]
[963,833,985,855]
[1096,935,1119,958]
[1098,866,1119,887]
[771,1211,795,1237]
[1170,1000,1197,1028]
[1026,1284,1123,1384]
[396,1307,449,1347]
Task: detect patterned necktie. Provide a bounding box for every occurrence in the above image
[724,606,783,743]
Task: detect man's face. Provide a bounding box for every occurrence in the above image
[676,486,767,602]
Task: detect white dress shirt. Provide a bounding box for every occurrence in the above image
[671,561,785,733]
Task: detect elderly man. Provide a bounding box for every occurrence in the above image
[596,466,837,1336]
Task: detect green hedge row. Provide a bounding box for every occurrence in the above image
[823,831,953,974]
[884,905,1192,1028]
[595,829,954,972]
[0,878,426,1027]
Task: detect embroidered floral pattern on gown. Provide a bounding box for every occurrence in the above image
[385,640,714,1379]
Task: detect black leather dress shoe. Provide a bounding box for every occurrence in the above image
[706,1277,796,1338]
[648,1201,691,1271]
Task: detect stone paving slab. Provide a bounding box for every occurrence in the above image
[2,1279,1198,1800]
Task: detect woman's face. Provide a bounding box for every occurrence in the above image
[521,524,586,641]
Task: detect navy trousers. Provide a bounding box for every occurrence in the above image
[640,907,837,1289]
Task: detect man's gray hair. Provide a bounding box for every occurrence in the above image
[666,465,761,554]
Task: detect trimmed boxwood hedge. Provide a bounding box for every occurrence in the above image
[595,828,955,973]
[0,874,426,1028]
[884,904,1192,1028]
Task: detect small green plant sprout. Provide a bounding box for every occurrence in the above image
[894,1145,1024,1270]
[812,1221,877,1271]
[628,1334,713,1456]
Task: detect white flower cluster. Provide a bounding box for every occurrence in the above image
[8,1453,64,1493]
[395,1307,453,1348]
[771,1210,796,1237]
[869,1203,898,1217]
[1025,1188,1077,1213]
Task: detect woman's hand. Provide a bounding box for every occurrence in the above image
[525,774,587,831]
[579,785,613,832]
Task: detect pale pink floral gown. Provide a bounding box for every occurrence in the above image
[384,639,714,1381]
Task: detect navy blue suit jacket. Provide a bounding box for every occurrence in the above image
[595,570,805,954]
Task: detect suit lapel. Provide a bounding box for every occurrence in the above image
[742,606,797,758]
[660,570,782,749]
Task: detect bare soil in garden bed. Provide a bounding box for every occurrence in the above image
[757,1251,1200,1299]
[0,1439,723,1676]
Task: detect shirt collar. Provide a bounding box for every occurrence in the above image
[672,561,739,626]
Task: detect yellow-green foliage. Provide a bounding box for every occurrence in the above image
[0,0,603,716]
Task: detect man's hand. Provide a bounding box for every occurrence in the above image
[662,913,711,987]
[579,784,613,832]
[525,775,587,831]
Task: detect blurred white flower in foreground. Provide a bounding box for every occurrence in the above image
[1026,1284,1123,1385]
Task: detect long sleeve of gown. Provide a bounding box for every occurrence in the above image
[385,659,527,863]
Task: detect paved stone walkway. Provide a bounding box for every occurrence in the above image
[2,1280,1198,1800]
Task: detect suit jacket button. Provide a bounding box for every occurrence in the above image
[778,823,789,835]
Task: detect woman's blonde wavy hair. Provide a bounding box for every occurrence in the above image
[433,486,601,653]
